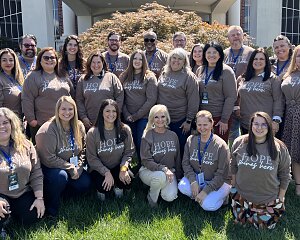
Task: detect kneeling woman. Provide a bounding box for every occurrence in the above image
[0,108,44,234]
[231,111,291,229]
[178,110,231,211]
[36,96,91,216]
[86,99,135,200]
[139,105,182,207]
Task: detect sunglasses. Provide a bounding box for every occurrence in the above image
[42,56,56,61]
[144,38,156,43]
[22,44,36,48]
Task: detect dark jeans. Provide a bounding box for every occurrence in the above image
[0,191,39,229]
[126,118,148,163]
[169,118,190,159]
[42,166,91,216]
[29,125,40,145]
[240,126,249,135]
[90,165,132,193]
[213,115,233,143]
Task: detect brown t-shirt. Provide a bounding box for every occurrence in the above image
[197,64,237,123]
[86,124,135,176]
[103,51,129,78]
[21,70,74,126]
[0,140,43,198]
[224,45,254,78]
[140,129,182,179]
[121,71,158,121]
[0,72,22,117]
[182,134,230,194]
[145,48,168,78]
[238,74,283,129]
[281,70,300,106]
[35,120,86,178]
[157,70,199,122]
[231,135,291,204]
[76,73,124,125]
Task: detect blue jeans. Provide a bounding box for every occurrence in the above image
[228,115,240,147]
[126,118,148,163]
[42,166,91,216]
[169,118,189,158]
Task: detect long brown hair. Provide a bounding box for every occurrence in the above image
[84,50,108,80]
[246,112,278,160]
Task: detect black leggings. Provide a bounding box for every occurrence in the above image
[0,191,39,229]
[90,165,132,193]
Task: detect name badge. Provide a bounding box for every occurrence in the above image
[8,173,19,191]
[70,156,78,167]
[201,92,208,104]
[197,172,205,185]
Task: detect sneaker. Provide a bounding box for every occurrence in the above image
[147,193,158,208]
[113,187,124,198]
[96,191,106,201]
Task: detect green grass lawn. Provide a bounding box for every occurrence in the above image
[8,179,300,240]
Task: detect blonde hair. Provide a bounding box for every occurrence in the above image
[0,48,24,86]
[53,96,83,150]
[144,104,171,134]
[196,110,214,123]
[0,107,27,152]
[283,45,300,79]
[162,48,192,74]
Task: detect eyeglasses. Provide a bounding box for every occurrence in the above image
[108,39,119,42]
[22,44,36,48]
[144,38,156,43]
[42,56,56,61]
[252,122,268,129]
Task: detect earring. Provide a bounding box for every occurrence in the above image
[152,123,155,128]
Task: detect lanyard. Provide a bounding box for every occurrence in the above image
[0,142,13,170]
[230,47,243,65]
[1,71,22,91]
[147,49,157,68]
[197,133,213,166]
[276,59,290,76]
[69,127,75,157]
[204,67,214,85]
[20,55,36,71]
[107,53,118,72]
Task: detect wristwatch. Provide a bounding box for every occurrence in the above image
[186,120,191,124]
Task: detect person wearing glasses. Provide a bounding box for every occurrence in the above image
[59,35,85,92]
[143,30,168,78]
[281,45,300,196]
[35,96,91,217]
[0,48,24,118]
[119,49,157,164]
[236,48,283,135]
[157,48,199,157]
[0,108,44,237]
[102,32,129,78]
[76,50,124,130]
[231,111,291,229]
[21,47,74,144]
[172,32,187,50]
[18,34,37,79]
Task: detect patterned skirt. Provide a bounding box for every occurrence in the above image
[230,189,285,229]
[282,104,300,163]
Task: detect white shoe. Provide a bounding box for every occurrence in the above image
[97,191,106,201]
[114,187,124,198]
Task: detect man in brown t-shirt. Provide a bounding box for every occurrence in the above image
[143,30,168,78]
[102,32,129,78]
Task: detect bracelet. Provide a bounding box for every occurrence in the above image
[36,197,44,200]
[191,181,197,185]
[120,166,128,172]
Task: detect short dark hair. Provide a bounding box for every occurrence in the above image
[202,41,224,81]
[96,99,127,144]
[19,34,37,45]
[244,48,271,82]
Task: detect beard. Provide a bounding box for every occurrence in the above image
[108,44,119,52]
[23,49,36,58]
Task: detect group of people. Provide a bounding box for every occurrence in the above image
[0,24,298,234]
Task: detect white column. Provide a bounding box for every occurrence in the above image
[21,0,55,48]
[228,0,241,26]
[250,0,282,46]
[62,2,76,36]
[211,13,226,24]
[77,16,92,34]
